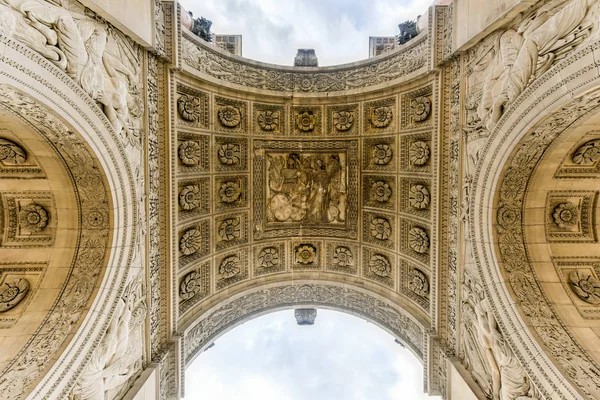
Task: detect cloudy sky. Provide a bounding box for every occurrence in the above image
[180,0,433,65]
[185,309,441,399]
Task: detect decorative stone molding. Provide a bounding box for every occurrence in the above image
[0,278,29,312]
[295,309,317,325]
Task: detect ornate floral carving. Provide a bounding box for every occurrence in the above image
[0,138,26,164]
[370,217,392,240]
[258,247,279,268]
[219,218,240,241]
[572,139,600,164]
[569,271,600,304]
[19,204,48,232]
[219,181,241,203]
[177,95,202,121]
[179,141,202,165]
[333,111,354,131]
[408,227,429,253]
[552,202,579,229]
[408,269,429,297]
[180,271,202,300]
[332,246,353,267]
[296,111,316,132]
[371,106,393,128]
[411,96,431,121]
[369,254,392,277]
[295,244,317,265]
[218,143,241,165]
[180,229,203,256]
[409,141,430,165]
[295,308,317,325]
[257,110,279,131]
[218,105,241,127]
[372,144,393,165]
[219,255,240,280]
[409,184,430,209]
[179,185,201,210]
[0,278,29,312]
[371,181,392,202]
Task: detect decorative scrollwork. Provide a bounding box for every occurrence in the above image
[0,279,29,312]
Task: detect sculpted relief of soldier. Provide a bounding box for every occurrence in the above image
[266,152,346,225]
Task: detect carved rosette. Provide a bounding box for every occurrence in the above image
[370,217,392,240]
[369,254,392,277]
[0,138,27,164]
[296,111,316,132]
[371,181,392,202]
[257,110,278,131]
[295,244,317,265]
[411,96,431,122]
[409,141,430,165]
[371,106,393,128]
[180,272,202,300]
[218,255,241,280]
[569,271,600,305]
[572,139,600,165]
[19,204,48,232]
[372,144,393,165]
[0,279,29,312]
[179,141,202,165]
[179,185,201,210]
[332,246,353,267]
[408,269,429,297]
[409,185,430,209]
[333,111,354,131]
[408,227,429,254]
[177,95,202,121]
[552,202,579,229]
[258,247,279,268]
[218,105,241,127]
[218,143,241,165]
[180,229,203,256]
[219,181,241,203]
[218,218,240,241]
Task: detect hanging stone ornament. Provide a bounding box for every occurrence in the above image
[177,95,202,122]
[371,106,393,128]
[332,246,353,267]
[257,110,278,131]
[369,254,391,277]
[219,181,241,203]
[178,140,202,166]
[0,278,29,312]
[409,141,430,165]
[295,308,317,325]
[179,271,202,300]
[372,181,392,202]
[411,96,431,122]
[569,271,600,304]
[219,218,240,241]
[372,144,393,165]
[333,111,354,131]
[553,202,579,229]
[408,227,429,254]
[219,255,241,280]
[180,228,203,256]
[295,244,316,265]
[258,247,279,268]
[572,139,600,165]
[218,105,241,127]
[179,185,201,211]
[0,138,27,165]
[408,269,429,297]
[218,143,241,165]
[409,185,430,209]
[19,204,48,232]
[370,217,392,240]
[296,111,316,132]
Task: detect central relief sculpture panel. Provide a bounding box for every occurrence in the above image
[254,140,358,239]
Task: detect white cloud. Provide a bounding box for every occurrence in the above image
[180,0,432,65]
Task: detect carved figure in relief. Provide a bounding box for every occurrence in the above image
[478,0,599,130]
[0,0,143,144]
[267,152,346,224]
